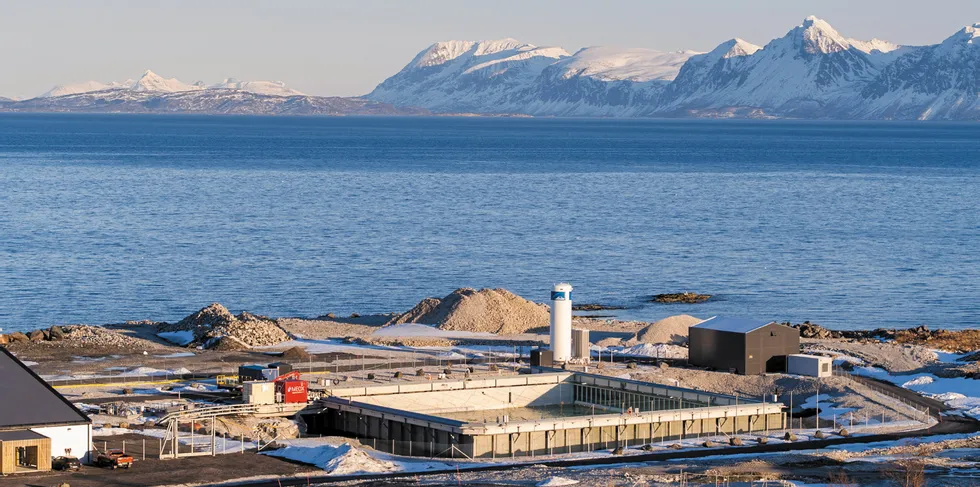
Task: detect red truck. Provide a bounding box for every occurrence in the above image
[96,449,134,469]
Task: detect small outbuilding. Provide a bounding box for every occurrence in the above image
[0,347,92,474]
[787,354,833,378]
[688,317,800,375]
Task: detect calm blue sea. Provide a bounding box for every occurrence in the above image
[0,114,978,332]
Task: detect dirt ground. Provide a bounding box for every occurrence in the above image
[804,338,940,372]
[0,444,318,487]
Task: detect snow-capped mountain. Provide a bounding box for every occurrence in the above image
[367,39,701,115]
[130,70,203,93]
[661,16,886,117]
[368,39,570,113]
[40,80,134,98]
[366,17,980,120]
[36,70,303,98]
[859,23,980,120]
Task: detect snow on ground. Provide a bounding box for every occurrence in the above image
[852,365,980,419]
[100,427,260,454]
[807,349,866,366]
[607,342,687,359]
[265,442,397,475]
[155,352,196,358]
[797,394,857,421]
[265,438,459,475]
[117,366,192,377]
[20,360,38,366]
[157,330,195,346]
[537,477,579,486]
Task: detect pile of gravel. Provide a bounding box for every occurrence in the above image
[3,325,162,350]
[160,303,289,349]
[635,315,704,345]
[387,288,550,335]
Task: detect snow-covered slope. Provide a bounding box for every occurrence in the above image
[367,38,570,113]
[859,23,980,120]
[39,80,133,98]
[209,78,304,96]
[516,47,699,116]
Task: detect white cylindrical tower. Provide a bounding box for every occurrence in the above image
[550,283,573,362]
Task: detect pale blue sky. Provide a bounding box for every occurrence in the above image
[1,0,977,99]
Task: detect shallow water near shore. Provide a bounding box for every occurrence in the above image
[0,114,978,332]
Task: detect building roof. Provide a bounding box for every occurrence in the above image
[0,347,91,430]
[692,316,776,334]
[0,430,49,441]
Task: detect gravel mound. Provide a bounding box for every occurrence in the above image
[281,346,313,361]
[160,303,289,349]
[387,288,550,335]
[635,315,704,345]
[4,325,162,350]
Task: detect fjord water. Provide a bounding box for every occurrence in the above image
[0,114,977,332]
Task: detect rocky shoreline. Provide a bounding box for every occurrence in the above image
[651,292,712,304]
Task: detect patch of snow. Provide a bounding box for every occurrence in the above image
[852,365,980,419]
[265,442,397,475]
[555,46,700,82]
[901,376,935,387]
[155,352,196,358]
[538,477,579,487]
[613,343,688,359]
[20,360,38,366]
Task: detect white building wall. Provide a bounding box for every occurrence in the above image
[31,424,93,463]
[787,354,833,378]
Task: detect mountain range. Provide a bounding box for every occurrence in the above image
[2,17,978,119]
[366,16,980,120]
[0,70,425,116]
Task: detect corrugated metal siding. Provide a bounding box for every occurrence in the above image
[689,328,746,373]
[745,323,801,375]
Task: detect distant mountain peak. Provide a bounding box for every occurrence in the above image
[131,70,201,93]
[794,16,852,54]
[412,38,540,68]
[708,38,762,59]
[944,23,980,44]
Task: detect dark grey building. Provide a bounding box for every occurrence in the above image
[688,317,800,375]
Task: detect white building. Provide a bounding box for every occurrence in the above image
[787,354,834,378]
[0,348,92,474]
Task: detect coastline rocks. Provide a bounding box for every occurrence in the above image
[386,288,550,335]
[793,322,842,339]
[159,303,289,349]
[49,325,65,340]
[651,292,711,304]
[8,332,29,343]
[572,303,624,311]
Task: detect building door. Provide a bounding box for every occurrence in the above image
[16,446,39,469]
